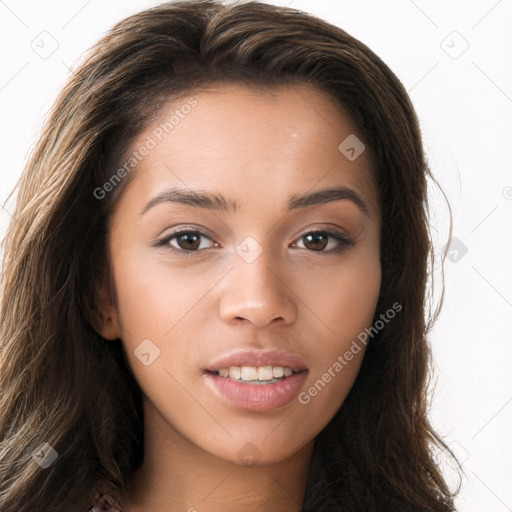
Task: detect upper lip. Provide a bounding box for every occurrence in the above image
[207,349,308,372]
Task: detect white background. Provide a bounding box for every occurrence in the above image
[1,1,511,510]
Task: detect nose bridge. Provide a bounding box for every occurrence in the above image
[218,236,297,327]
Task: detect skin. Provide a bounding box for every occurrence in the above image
[98,83,381,511]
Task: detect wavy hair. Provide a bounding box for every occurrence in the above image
[0,1,456,510]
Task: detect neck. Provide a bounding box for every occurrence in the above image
[125,397,314,512]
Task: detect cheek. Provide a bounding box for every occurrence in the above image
[291,250,381,416]
[110,247,229,342]
[293,245,381,347]
[324,262,381,339]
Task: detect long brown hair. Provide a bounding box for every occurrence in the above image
[0,1,457,510]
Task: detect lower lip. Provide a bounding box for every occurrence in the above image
[204,371,308,411]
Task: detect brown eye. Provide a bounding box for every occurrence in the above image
[176,233,202,250]
[293,230,354,253]
[157,230,217,252]
[303,233,328,251]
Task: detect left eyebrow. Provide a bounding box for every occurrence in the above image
[140,186,371,218]
[288,186,371,218]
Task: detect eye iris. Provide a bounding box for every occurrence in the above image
[304,233,328,251]
[177,233,201,250]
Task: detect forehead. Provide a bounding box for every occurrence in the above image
[118,82,378,218]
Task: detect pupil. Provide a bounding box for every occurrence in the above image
[304,233,327,251]
[178,233,200,250]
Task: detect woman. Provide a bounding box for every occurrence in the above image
[0,1,457,510]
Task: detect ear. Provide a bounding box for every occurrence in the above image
[95,273,121,341]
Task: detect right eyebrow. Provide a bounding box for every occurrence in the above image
[140,188,238,216]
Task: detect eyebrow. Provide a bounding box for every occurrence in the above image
[140,186,371,218]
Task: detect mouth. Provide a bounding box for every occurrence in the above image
[203,350,309,411]
[207,365,302,385]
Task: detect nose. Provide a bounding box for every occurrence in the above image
[218,249,298,328]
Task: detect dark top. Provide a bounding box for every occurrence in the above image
[88,494,122,511]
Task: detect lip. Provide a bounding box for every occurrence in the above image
[204,349,309,411]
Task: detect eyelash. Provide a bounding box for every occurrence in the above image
[153,228,355,255]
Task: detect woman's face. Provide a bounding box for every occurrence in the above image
[102,83,381,465]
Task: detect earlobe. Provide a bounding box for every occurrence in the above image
[99,312,121,341]
[95,275,121,341]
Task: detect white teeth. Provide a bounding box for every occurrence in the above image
[229,366,241,380]
[273,366,284,378]
[217,365,296,382]
[240,366,258,381]
[258,366,273,380]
